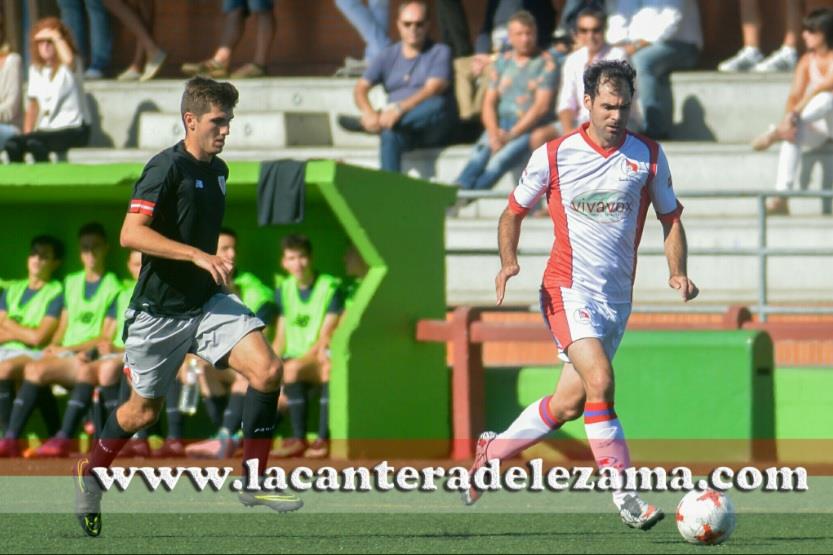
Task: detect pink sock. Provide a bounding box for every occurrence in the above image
[488,396,561,460]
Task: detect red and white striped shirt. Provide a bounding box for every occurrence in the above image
[509,123,683,303]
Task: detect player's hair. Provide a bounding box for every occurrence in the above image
[219,227,237,239]
[398,0,429,19]
[508,10,537,29]
[583,59,636,101]
[803,8,833,47]
[281,234,312,256]
[78,222,107,241]
[180,76,239,119]
[29,17,77,68]
[575,7,607,29]
[30,235,65,261]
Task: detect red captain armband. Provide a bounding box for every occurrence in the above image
[128,199,155,217]
[657,200,684,224]
[507,192,530,217]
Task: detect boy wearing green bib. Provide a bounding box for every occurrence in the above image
[0,224,120,457]
[30,250,142,458]
[0,236,65,437]
[270,235,343,460]
[186,228,278,459]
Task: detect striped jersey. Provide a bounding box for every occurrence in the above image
[508,123,683,303]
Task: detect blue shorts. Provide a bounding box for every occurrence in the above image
[222,0,274,14]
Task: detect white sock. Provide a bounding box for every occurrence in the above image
[488,396,560,460]
[584,402,633,508]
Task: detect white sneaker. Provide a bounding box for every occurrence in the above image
[717,46,763,72]
[461,431,496,506]
[617,493,664,531]
[753,46,798,73]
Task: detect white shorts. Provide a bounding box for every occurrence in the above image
[539,286,631,364]
[0,348,42,363]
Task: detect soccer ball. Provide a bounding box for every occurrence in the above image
[675,489,736,545]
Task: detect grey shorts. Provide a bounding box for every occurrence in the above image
[123,293,265,399]
[0,348,42,363]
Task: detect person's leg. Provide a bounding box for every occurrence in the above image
[0,355,34,434]
[58,0,89,64]
[95,357,123,427]
[783,0,802,49]
[740,0,761,49]
[0,123,20,150]
[251,3,275,68]
[454,131,492,189]
[471,132,532,190]
[632,41,699,139]
[379,128,407,172]
[336,0,390,62]
[85,0,112,74]
[434,0,472,58]
[102,0,158,55]
[213,4,248,68]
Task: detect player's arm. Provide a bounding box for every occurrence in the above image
[662,218,698,302]
[0,315,60,348]
[97,316,118,355]
[785,55,810,114]
[271,316,286,359]
[120,212,233,286]
[496,207,523,305]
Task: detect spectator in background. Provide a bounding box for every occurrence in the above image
[58,0,111,79]
[453,11,557,192]
[529,7,638,150]
[553,0,606,48]
[752,8,833,215]
[342,0,455,173]
[4,18,91,163]
[608,0,702,139]
[334,0,390,78]
[0,14,22,149]
[102,0,166,82]
[181,0,275,79]
[454,0,555,128]
[719,0,803,73]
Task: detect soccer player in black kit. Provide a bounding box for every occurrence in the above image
[74,77,301,537]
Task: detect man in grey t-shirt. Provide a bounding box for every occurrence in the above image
[347,0,456,172]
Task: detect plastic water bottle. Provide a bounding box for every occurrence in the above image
[178,358,201,415]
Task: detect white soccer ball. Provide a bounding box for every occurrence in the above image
[675,489,736,545]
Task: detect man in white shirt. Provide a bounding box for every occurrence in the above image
[608,0,702,139]
[530,7,639,149]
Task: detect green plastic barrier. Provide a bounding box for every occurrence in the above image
[0,161,456,457]
[485,330,776,463]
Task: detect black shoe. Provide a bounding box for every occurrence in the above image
[73,458,103,537]
[337,114,366,133]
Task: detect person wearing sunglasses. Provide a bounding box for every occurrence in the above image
[345,0,455,172]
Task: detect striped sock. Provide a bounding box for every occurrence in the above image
[488,396,561,460]
[583,401,632,506]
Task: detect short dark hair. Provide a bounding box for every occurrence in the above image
[803,8,833,47]
[78,222,107,241]
[575,8,607,29]
[219,227,237,239]
[181,76,239,119]
[31,235,64,261]
[508,10,537,29]
[583,59,636,101]
[281,234,312,256]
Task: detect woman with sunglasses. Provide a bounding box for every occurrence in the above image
[3,17,90,163]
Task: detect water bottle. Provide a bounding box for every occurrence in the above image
[178,358,201,415]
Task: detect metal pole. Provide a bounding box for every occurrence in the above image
[758,194,768,323]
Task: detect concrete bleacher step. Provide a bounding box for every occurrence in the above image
[68,141,833,216]
[85,77,386,149]
[446,215,833,306]
[139,112,291,150]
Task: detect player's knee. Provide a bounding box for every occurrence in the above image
[76,363,96,384]
[251,356,282,392]
[0,361,14,379]
[584,373,614,400]
[23,361,46,384]
[554,401,584,423]
[281,359,301,384]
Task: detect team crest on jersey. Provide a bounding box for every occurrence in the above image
[573,307,591,323]
[570,190,633,223]
[195,179,204,189]
[619,157,643,182]
[218,176,226,195]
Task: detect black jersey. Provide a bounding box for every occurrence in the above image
[127,141,228,317]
